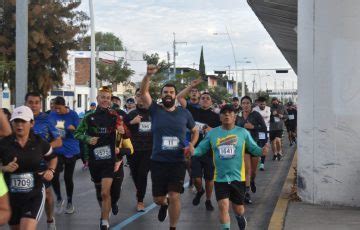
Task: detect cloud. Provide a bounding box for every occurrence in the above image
[79,0,296,88]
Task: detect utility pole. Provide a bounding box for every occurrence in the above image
[167,51,171,80]
[15,0,28,106]
[89,0,97,103]
[173,32,187,79]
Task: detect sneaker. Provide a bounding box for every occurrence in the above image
[272,154,277,161]
[136,202,145,212]
[205,200,214,211]
[55,199,65,214]
[277,153,283,161]
[259,163,265,171]
[158,204,168,222]
[244,192,252,204]
[47,218,56,230]
[192,189,205,206]
[290,141,293,146]
[99,219,109,230]
[65,203,75,214]
[250,180,256,193]
[236,215,247,230]
[112,203,119,215]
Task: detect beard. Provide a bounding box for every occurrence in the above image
[162,96,175,108]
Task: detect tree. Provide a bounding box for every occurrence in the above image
[199,46,205,77]
[0,0,89,100]
[96,58,134,85]
[143,53,171,99]
[208,86,232,104]
[78,32,123,51]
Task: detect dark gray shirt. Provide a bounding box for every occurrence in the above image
[270,104,288,131]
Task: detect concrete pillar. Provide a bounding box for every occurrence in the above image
[298,0,360,207]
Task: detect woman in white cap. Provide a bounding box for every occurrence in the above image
[0,106,57,230]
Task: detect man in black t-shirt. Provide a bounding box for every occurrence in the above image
[125,89,153,212]
[177,79,221,211]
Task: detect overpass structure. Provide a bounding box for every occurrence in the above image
[248,0,360,207]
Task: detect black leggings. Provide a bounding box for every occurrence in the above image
[52,155,78,203]
[129,150,151,202]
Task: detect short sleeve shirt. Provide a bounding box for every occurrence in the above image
[150,102,195,162]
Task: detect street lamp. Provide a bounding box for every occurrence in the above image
[213,26,240,96]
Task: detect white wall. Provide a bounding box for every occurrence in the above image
[298,0,360,207]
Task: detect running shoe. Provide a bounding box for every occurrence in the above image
[158,199,169,222]
[205,200,214,211]
[192,189,205,206]
[137,202,145,212]
[236,215,247,230]
[47,218,56,230]
[244,192,252,204]
[277,153,283,161]
[65,203,75,214]
[55,199,65,214]
[272,154,277,161]
[250,180,256,193]
[99,219,109,230]
[112,203,119,215]
[259,163,265,171]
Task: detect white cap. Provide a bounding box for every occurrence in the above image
[10,106,34,122]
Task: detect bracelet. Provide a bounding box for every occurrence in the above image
[48,168,55,174]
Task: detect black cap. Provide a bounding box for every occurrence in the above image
[232,96,239,101]
[271,97,278,102]
[126,98,135,104]
[220,104,235,114]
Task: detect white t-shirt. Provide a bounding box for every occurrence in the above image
[253,106,271,130]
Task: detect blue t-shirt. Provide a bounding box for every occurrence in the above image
[33,112,60,141]
[150,102,195,162]
[49,109,80,157]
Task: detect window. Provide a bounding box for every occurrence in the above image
[84,94,88,111]
[77,94,82,108]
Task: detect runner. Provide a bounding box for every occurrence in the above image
[190,104,268,230]
[0,106,57,230]
[25,92,63,230]
[236,96,267,204]
[125,89,153,212]
[177,79,220,211]
[269,97,288,160]
[232,97,242,115]
[49,96,80,215]
[0,171,10,226]
[139,65,199,230]
[125,98,136,114]
[0,108,11,137]
[187,88,201,109]
[74,86,130,230]
[285,102,297,146]
[253,96,271,171]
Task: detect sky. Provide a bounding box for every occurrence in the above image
[78,0,297,91]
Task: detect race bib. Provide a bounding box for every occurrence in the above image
[94,145,112,160]
[218,145,236,159]
[195,122,206,133]
[10,173,34,193]
[274,117,281,123]
[162,136,179,150]
[139,122,151,132]
[259,132,266,140]
[288,115,295,120]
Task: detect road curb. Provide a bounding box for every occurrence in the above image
[268,150,297,230]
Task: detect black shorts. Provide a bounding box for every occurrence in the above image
[89,160,115,183]
[286,125,297,132]
[150,160,186,197]
[270,130,283,141]
[191,155,214,180]
[9,186,46,225]
[214,181,245,205]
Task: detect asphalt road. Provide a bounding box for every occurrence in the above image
[1,136,296,230]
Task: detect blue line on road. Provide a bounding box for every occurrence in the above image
[111,182,190,230]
